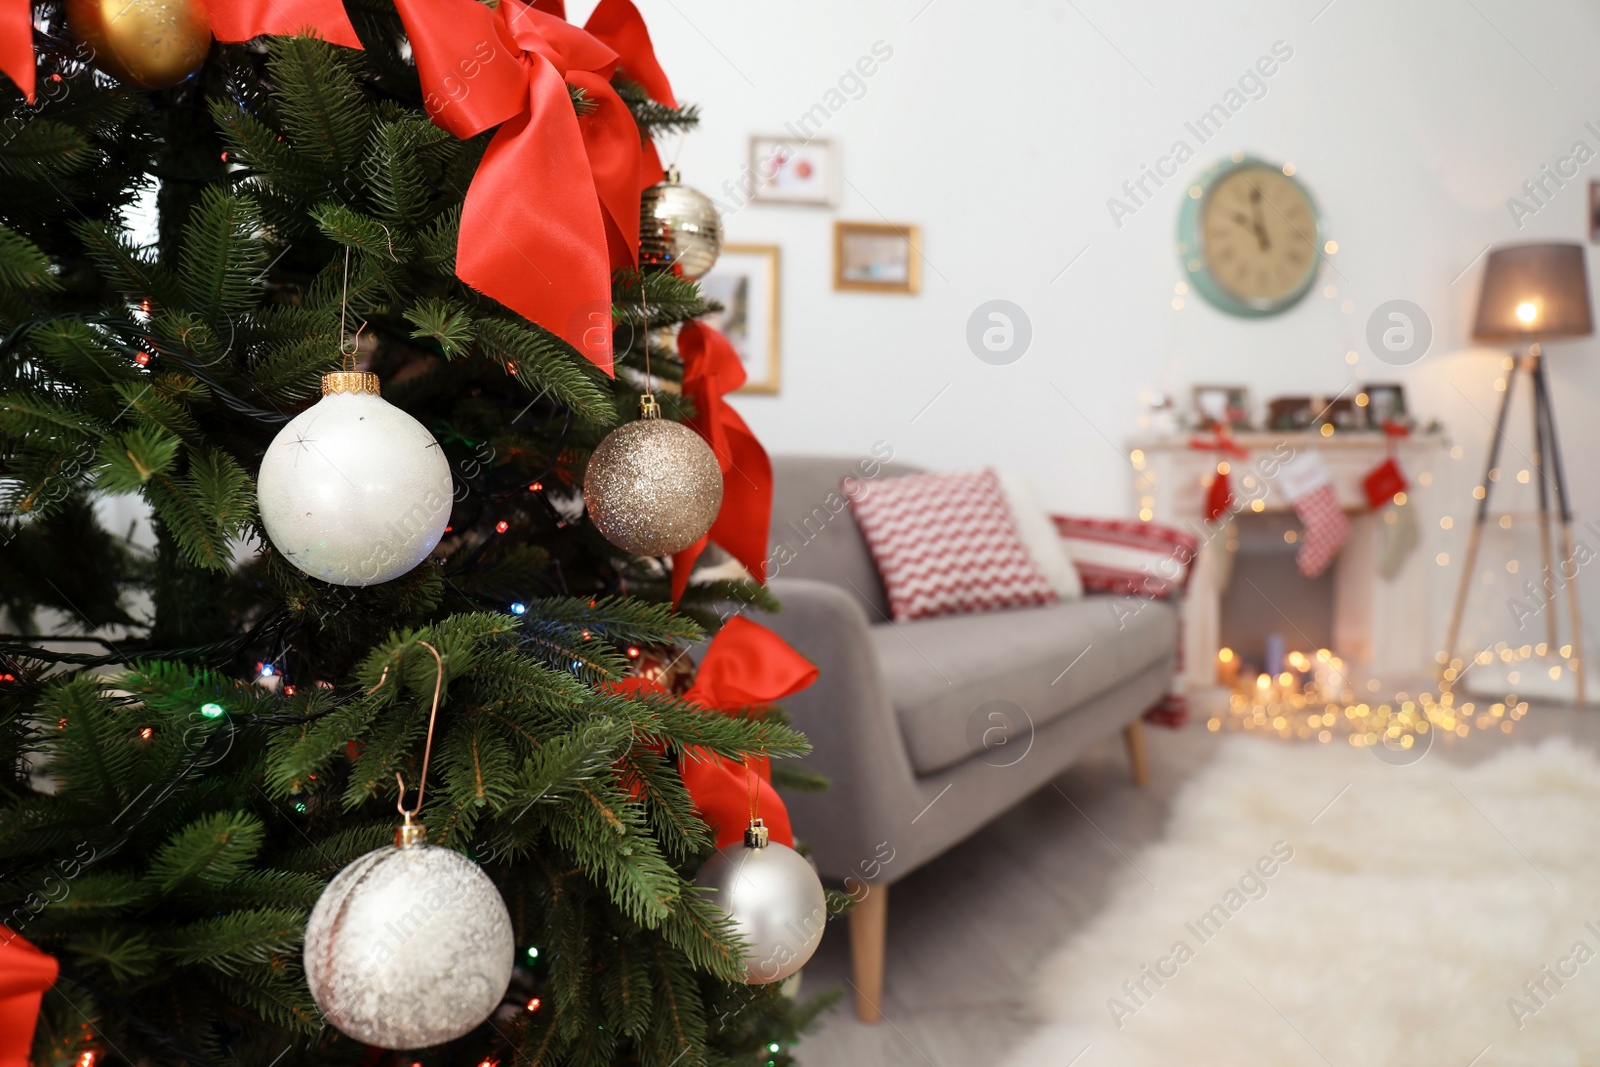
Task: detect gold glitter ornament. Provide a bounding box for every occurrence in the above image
[67,0,211,89]
[639,167,723,279]
[584,396,723,556]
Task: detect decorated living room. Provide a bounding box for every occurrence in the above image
[5,0,1600,1065]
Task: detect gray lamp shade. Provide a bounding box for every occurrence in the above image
[1473,242,1594,341]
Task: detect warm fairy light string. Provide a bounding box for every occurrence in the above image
[1206,643,1546,747]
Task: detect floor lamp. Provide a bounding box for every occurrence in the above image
[1443,242,1592,705]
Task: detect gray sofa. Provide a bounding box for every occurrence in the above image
[753,456,1180,1021]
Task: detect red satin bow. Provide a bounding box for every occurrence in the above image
[396,0,664,374]
[618,617,817,849]
[0,933,58,1067]
[670,322,774,606]
[1187,432,1249,459]
[0,0,361,104]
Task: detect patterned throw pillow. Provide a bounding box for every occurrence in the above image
[848,469,1058,622]
[1050,515,1197,598]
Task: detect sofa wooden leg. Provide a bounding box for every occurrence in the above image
[849,884,888,1023]
[1123,720,1149,788]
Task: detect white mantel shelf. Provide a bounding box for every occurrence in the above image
[1132,430,1449,690]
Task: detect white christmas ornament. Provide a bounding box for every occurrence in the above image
[257,372,451,586]
[303,821,516,1049]
[694,820,827,984]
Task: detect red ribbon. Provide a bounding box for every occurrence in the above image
[670,322,774,606]
[396,0,667,374]
[0,933,58,1067]
[1187,432,1249,459]
[617,617,817,849]
[0,0,362,104]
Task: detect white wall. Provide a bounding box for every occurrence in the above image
[611,0,1600,660]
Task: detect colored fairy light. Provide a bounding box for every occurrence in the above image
[526,997,542,1012]
[626,646,641,658]
[294,802,307,813]
[510,602,527,615]
[495,520,509,533]
[529,481,543,491]
[139,727,153,740]
[200,702,225,718]
[526,946,540,960]
[260,663,276,676]
[768,1042,781,1053]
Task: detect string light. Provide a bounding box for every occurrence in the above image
[529,481,544,491]
[526,946,540,961]
[495,520,510,534]
[510,602,528,615]
[526,997,542,1012]
[139,727,153,740]
[626,645,641,658]
[1210,643,1537,747]
[200,702,225,718]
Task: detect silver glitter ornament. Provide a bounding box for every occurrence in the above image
[640,167,723,279]
[584,397,723,556]
[303,823,515,1049]
[694,821,827,985]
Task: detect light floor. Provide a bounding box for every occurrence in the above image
[794,704,1600,1066]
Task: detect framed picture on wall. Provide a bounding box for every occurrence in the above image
[834,221,921,294]
[696,244,781,394]
[749,137,836,206]
[1361,383,1408,429]
[1192,385,1252,431]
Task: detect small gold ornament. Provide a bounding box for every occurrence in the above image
[67,0,211,89]
[584,396,723,556]
[639,167,723,279]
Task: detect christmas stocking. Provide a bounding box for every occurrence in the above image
[1362,455,1417,579]
[1205,463,1233,522]
[1281,449,1349,577]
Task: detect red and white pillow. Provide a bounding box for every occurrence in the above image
[849,469,1057,622]
[1050,515,1196,598]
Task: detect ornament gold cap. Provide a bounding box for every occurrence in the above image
[639,393,661,419]
[744,819,770,849]
[322,371,381,397]
[664,165,681,184]
[395,819,428,849]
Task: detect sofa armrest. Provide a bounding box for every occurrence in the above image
[757,578,916,884]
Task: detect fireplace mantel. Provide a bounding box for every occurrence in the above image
[1131,431,1448,691]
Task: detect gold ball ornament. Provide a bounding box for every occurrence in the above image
[67,0,211,89]
[584,397,723,556]
[639,166,723,279]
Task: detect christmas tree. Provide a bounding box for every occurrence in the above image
[0,2,834,1064]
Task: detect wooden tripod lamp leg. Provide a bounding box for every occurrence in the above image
[1444,363,1520,671]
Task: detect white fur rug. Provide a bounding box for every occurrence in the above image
[1003,737,1600,1067]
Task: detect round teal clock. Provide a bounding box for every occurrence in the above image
[1177,156,1321,317]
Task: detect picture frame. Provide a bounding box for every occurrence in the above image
[696,244,781,394]
[1193,385,1252,431]
[1361,383,1408,429]
[834,221,921,294]
[749,136,836,206]
[1267,395,1357,432]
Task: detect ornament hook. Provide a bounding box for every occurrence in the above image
[367,640,445,826]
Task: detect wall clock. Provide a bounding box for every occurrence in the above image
[1177,156,1321,317]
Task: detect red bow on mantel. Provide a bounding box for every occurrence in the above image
[0,932,59,1067]
[670,322,774,606]
[396,0,666,374]
[0,0,361,104]
[617,617,818,849]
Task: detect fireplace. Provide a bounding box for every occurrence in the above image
[1219,509,1336,679]
[1131,431,1447,692]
